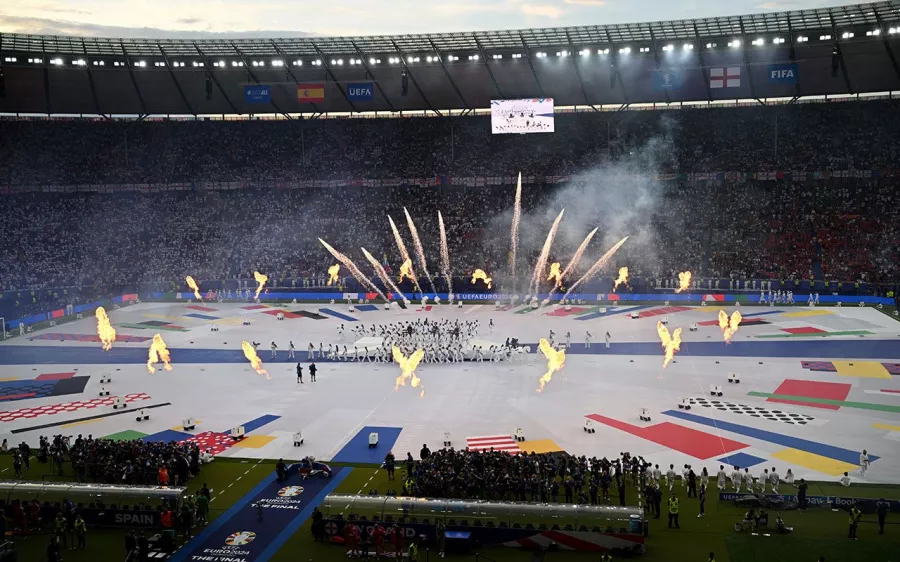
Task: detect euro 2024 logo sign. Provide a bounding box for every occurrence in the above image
[278,486,304,497]
[225,530,256,546]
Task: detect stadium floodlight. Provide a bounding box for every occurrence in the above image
[619,47,631,54]
[511,53,522,58]
[578,49,590,56]
[683,43,693,50]
[727,39,741,48]
[349,59,356,65]
[773,37,785,44]
[556,50,569,57]
[797,35,809,42]
[3,56,17,62]
[491,54,502,60]
[865,29,880,36]
[74,59,86,66]
[820,34,832,40]
[751,38,764,46]
[662,44,673,52]
[313,59,322,66]
[705,42,716,48]
[28,58,41,63]
[272,60,284,66]
[597,48,609,55]
[889,27,898,35]
[638,47,649,53]
[535,51,547,58]
[468,54,479,61]
[369,57,377,64]
[841,32,853,39]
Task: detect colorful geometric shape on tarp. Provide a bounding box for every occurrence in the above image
[102,430,149,441]
[29,332,152,343]
[262,310,303,319]
[883,363,900,375]
[331,426,403,464]
[467,435,522,454]
[872,423,900,432]
[0,376,89,403]
[0,393,151,422]
[781,327,826,335]
[576,306,651,321]
[717,452,767,468]
[241,305,268,310]
[238,414,281,434]
[832,361,892,379]
[801,361,837,372]
[698,318,770,327]
[544,307,591,317]
[292,310,328,320]
[782,309,834,318]
[35,372,76,381]
[186,305,218,312]
[142,429,194,443]
[770,448,859,477]
[517,439,564,454]
[184,313,220,321]
[138,320,171,327]
[355,304,379,312]
[767,379,851,410]
[318,308,359,322]
[181,431,235,456]
[585,414,747,459]
[232,435,277,449]
[50,376,90,396]
[636,306,692,318]
[662,409,876,466]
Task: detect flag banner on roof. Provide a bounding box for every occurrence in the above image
[710,67,741,88]
[297,83,325,103]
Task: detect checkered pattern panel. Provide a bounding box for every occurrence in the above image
[0,393,151,422]
[180,431,235,456]
[800,361,837,372]
[687,397,814,425]
[883,363,900,375]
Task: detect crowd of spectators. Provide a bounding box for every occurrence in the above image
[0,100,898,324]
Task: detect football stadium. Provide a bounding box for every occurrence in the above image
[1,2,900,561]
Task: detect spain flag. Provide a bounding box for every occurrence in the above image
[297,83,325,103]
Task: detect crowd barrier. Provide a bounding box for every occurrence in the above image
[718,492,899,514]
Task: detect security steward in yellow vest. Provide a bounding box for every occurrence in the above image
[848,506,862,540]
[600,554,612,562]
[407,542,419,561]
[667,496,680,529]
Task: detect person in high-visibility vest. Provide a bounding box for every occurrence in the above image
[708,553,716,562]
[848,506,862,539]
[600,553,612,562]
[667,496,680,529]
[407,541,420,562]
[74,515,87,549]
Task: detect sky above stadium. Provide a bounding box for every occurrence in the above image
[0,0,860,38]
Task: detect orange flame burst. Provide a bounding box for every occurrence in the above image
[675,271,692,293]
[185,275,202,300]
[657,321,682,369]
[614,266,629,292]
[717,310,743,344]
[393,346,425,397]
[547,262,563,288]
[471,269,493,289]
[327,264,340,286]
[147,333,173,374]
[95,307,117,351]
[241,341,270,379]
[253,271,268,300]
[398,258,415,284]
[537,338,566,392]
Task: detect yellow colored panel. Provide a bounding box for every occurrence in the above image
[232,435,277,449]
[172,420,202,431]
[771,448,857,477]
[782,309,834,318]
[873,423,900,432]
[0,377,19,382]
[215,317,246,326]
[698,306,728,312]
[832,361,891,379]
[517,439,563,454]
[61,418,103,429]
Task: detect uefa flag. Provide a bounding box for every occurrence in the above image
[297,83,325,102]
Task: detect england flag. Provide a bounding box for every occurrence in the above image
[710,67,741,88]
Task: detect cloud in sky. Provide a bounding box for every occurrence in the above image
[0,0,856,38]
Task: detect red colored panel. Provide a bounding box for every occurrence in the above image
[637,306,692,318]
[767,379,852,410]
[881,389,900,394]
[121,294,138,301]
[51,309,65,319]
[241,305,268,310]
[586,414,747,459]
[781,327,826,334]
[35,372,76,381]
[0,393,37,401]
[186,305,218,312]
[607,294,620,301]
[365,292,379,301]
[544,307,590,317]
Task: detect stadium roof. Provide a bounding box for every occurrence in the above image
[1,1,899,116]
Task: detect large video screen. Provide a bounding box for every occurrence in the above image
[490,99,555,134]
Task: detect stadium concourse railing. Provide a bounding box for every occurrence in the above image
[2,276,897,332]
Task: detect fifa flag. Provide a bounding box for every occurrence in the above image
[297,83,325,103]
[710,67,741,88]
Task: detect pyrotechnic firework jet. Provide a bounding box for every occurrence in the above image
[388,215,422,294]
[509,172,522,290]
[562,236,630,300]
[360,247,408,302]
[241,341,269,379]
[717,310,742,343]
[547,262,563,288]
[147,333,173,374]
[327,264,341,286]
[185,276,202,300]
[253,271,268,300]
[657,322,682,369]
[437,211,453,295]
[471,269,493,289]
[319,238,388,301]
[530,209,565,297]
[675,271,692,293]
[392,346,425,398]
[548,227,599,299]
[613,267,629,292]
[536,338,566,392]
[95,307,117,351]
[403,207,436,294]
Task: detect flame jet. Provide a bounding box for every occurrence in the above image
[536,338,566,392]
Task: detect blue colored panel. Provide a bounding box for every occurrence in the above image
[239,414,281,434]
[184,313,219,320]
[575,306,650,321]
[662,410,878,466]
[718,452,767,468]
[355,304,380,312]
[739,310,783,318]
[0,380,56,400]
[318,308,359,322]
[142,429,194,443]
[331,426,403,464]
